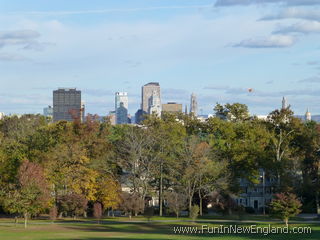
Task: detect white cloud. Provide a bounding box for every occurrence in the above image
[10,4,213,16]
[0,52,29,61]
[234,35,295,48]
[260,7,320,21]
[274,21,320,34]
[215,0,320,7]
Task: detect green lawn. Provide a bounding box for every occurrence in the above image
[0,218,319,240]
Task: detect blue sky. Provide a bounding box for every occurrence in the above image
[1,0,320,116]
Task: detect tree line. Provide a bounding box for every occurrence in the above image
[0,103,319,227]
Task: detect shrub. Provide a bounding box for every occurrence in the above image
[190,205,199,221]
[245,207,255,214]
[143,207,154,221]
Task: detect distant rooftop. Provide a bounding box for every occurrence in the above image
[57,88,78,91]
[144,82,160,86]
[115,92,128,95]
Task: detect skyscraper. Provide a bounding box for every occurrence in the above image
[53,88,81,122]
[190,93,198,116]
[115,92,128,124]
[115,92,128,111]
[148,90,161,116]
[141,82,161,115]
[43,105,53,118]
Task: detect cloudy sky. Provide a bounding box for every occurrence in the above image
[1,0,320,116]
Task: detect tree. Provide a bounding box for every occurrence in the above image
[180,135,201,215]
[115,125,156,209]
[144,115,186,217]
[57,193,88,219]
[1,160,51,228]
[120,192,144,218]
[165,191,187,218]
[214,103,250,122]
[269,192,302,227]
[49,206,58,223]
[266,107,303,190]
[93,202,103,224]
[95,175,121,213]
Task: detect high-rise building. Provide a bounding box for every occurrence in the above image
[305,108,311,122]
[115,92,128,111]
[81,101,85,122]
[0,112,5,120]
[190,93,198,116]
[148,90,161,116]
[115,92,128,124]
[141,82,161,115]
[282,97,288,109]
[116,102,128,124]
[43,105,53,118]
[53,88,81,122]
[162,102,183,113]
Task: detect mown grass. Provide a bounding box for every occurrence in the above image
[0,217,318,240]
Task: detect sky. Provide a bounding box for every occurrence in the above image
[1,0,320,116]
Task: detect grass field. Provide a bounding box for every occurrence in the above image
[0,218,319,240]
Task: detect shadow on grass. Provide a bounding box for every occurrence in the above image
[56,222,320,240]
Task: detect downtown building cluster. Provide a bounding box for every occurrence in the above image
[43,82,199,124]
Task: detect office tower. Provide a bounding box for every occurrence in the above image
[185,105,188,115]
[190,93,198,116]
[162,102,183,113]
[282,97,288,109]
[141,82,161,115]
[0,112,4,120]
[115,92,128,124]
[43,105,53,118]
[116,102,128,124]
[115,92,128,111]
[305,108,311,122]
[148,90,161,116]
[53,88,81,122]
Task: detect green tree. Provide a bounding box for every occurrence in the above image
[214,103,250,122]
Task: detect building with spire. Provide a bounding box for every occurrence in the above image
[282,97,288,109]
[190,93,198,116]
[305,108,312,122]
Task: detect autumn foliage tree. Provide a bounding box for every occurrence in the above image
[269,192,302,227]
[93,202,103,224]
[57,193,88,219]
[2,160,51,228]
[120,192,144,218]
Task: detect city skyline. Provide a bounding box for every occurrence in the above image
[1,0,320,115]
